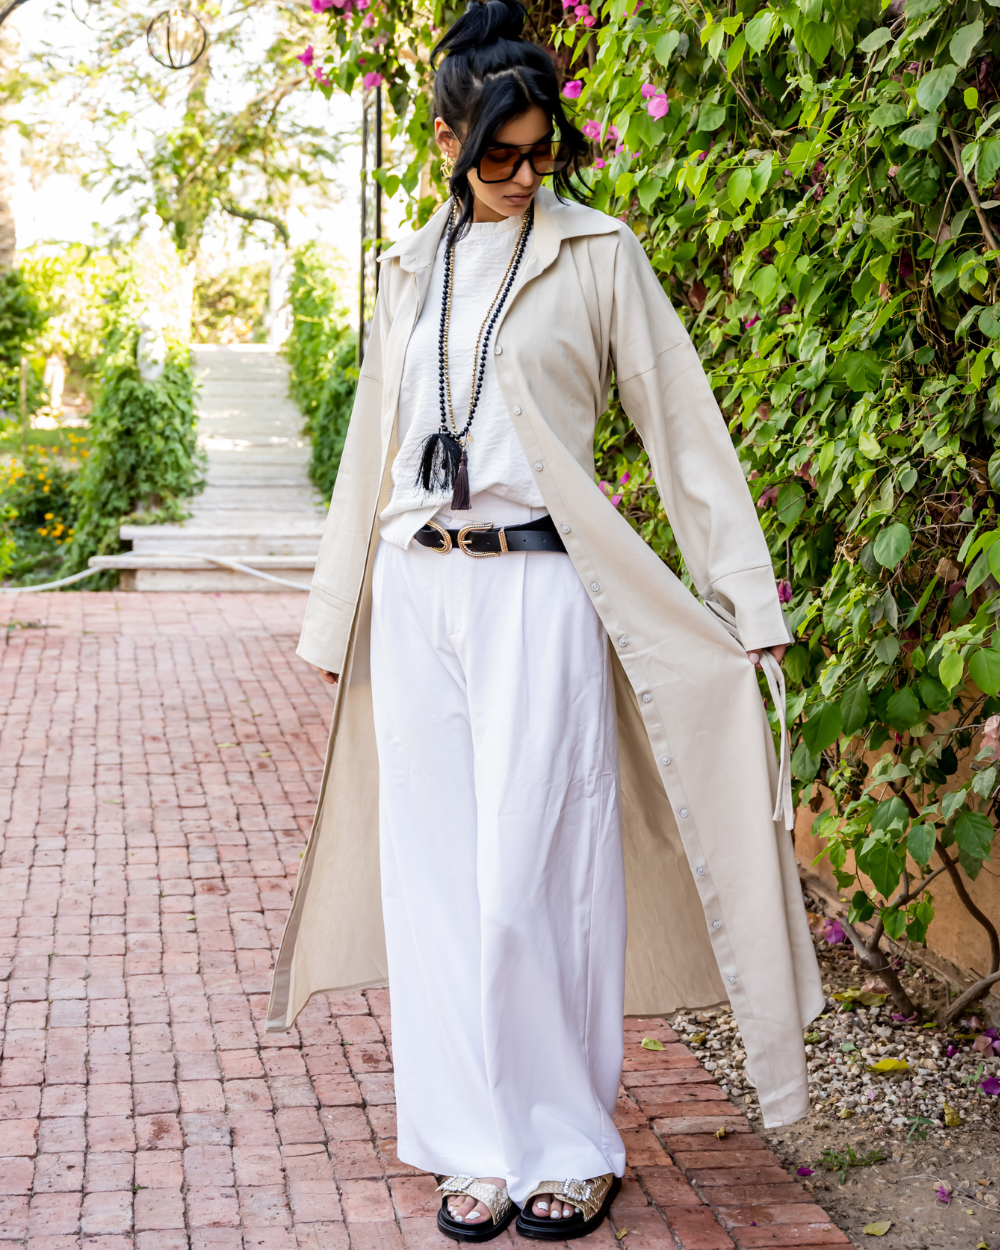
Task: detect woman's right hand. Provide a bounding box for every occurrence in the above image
[317,668,339,686]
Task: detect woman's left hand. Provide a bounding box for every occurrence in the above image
[747,645,786,669]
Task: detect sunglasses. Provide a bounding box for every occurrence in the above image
[475,138,572,183]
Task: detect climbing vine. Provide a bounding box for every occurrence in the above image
[302,0,1000,1018]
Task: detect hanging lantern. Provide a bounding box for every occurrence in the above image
[146,7,208,69]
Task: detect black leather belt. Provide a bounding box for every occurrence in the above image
[414,515,567,557]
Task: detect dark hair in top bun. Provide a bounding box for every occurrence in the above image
[432,0,590,239]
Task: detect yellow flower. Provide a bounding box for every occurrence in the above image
[44,512,54,520]
[37,527,48,536]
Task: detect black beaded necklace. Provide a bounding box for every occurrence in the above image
[416,198,534,511]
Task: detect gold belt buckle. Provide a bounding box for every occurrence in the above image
[425,520,452,553]
[457,522,508,558]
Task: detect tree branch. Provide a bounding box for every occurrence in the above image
[942,970,1000,1024]
[943,124,999,252]
[0,0,31,27]
[936,841,1000,975]
[221,202,289,245]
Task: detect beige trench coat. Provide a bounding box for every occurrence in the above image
[266,187,824,1128]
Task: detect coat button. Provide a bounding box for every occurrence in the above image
[590,582,600,592]
[495,345,503,354]
[679,807,689,817]
[618,636,628,647]
[661,756,671,766]
[728,976,737,984]
[712,920,721,929]
[561,523,570,533]
[533,461,543,471]
[696,865,705,875]
[641,693,651,703]
[513,405,522,415]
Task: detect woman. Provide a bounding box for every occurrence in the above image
[266,0,824,1241]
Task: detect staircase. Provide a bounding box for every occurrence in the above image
[89,345,326,591]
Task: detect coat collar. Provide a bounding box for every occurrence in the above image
[379,185,623,275]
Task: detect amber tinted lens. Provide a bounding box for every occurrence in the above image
[477,142,572,182]
[478,147,521,181]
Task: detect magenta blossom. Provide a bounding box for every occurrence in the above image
[981,1076,1000,1096]
[945,1044,957,1058]
[563,80,583,99]
[756,486,778,510]
[744,313,760,330]
[574,3,589,14]
[824,918,846,944]
[582,120,602,140]
[641,83,658,98]
[935,1185,951,1205]
[796,1167,814,1177]
[647,94,670,120]
[615,143,625,155]
[593,158,606,169]
[620,471,630,484]
[314,66,330,85]
[777,579,793,604]
[298,44,315,66]
[311,0,335,11]
[583,14,596,24]
[362,11,374,23]
[605,124,619,142]
[362,70,383,90]
[610,493,623,508]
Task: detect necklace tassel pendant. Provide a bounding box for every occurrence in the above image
[416,430,463,495]
[450,448,471,512]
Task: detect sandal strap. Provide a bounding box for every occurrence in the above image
[437,1176,512,1226]
[523,1174,615,1223]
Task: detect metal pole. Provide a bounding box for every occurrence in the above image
[19,355,27,456]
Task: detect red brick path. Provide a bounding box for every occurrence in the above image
[0,593,847,1250]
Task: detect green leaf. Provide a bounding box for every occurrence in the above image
[868,103,908,130]
[752,264,778,302]
[873,522,911,568]
[939,648,965,691]
[727,32,747,76]
[862,842,904,898]
[871,796,910,833]
[859,431,881,458]
[640,1036,665,1050]
[697,103,727,132]
[979,137,1000,189]
[954,810,994,859]
[900,117,939,149]
[744,9,777,53]
[873,636,900,665]
[654,30,680,65]
[907,823,936,865]
[949,20,983,68]
[882,907,907,940]
[918,674,951,713]
[859,27,893,54]
[915,65,958,113]
[802,701,843,755]
[802,20,833,62]
[844,352,884,392]
[840,677,871,735]
[728,167,753,208]
[990,453,1000,494]
[969,646,1000,695]
[965,87,980,109]
[886,686,922,730]
[776,480,806,526]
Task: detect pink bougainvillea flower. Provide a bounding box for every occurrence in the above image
[948,578,967,597]
[593,157,606,169]
[610,494,623,508]
[945,1043,957,1057]
[796,1167,814,1177]
[582,120,602,139]
[574,3,589,14]
[744,313,760,330]
[620,471,630,484]
[562,80,583,98]
[777,579,793,604]
[641,83,658,98]
[583,15,596,25]
[561,0,575,8]
[599,480,610,494]
[981,1076,1000,1095]
[605,124,619,142]
[311,0,334,12]
[647,94,670,120]
[362,70,384,90]
[824,918,846,944]
[982,714,1000,759]
[756,486,778,510]
[361,11,374,23]
[298,44,315,66]
[935,1185,951,1205]
[372,32,387,44]
[631,0,643,11]
[314,67,330,85]
[614,143,625,154]
[784,168,792,176]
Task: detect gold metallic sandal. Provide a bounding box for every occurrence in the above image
[436,1175,517,1243]
[515,1174,621,1241]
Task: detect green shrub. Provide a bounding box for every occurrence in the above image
[193,261,270,343]
[0,268,47,429]
[0,443,82,584]
[285,243,358,500]
[59,327,203,581]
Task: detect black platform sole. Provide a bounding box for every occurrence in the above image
[437,1197,519,1243]
[515,1177,622,1241]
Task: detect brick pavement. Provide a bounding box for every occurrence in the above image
[0,592,847,1250]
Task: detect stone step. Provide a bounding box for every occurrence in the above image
[89,553,314,593]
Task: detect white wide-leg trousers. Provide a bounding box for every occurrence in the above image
[370,497,627,1206]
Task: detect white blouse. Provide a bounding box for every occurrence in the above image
[378,212,545,549]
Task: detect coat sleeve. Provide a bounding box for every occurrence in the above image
[296,272,391,676]
[609,228,792,652]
